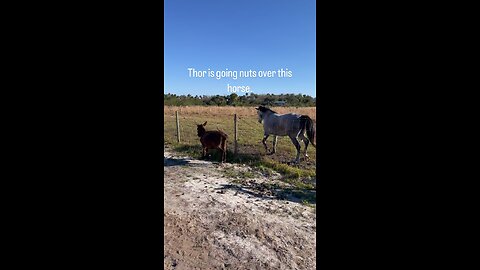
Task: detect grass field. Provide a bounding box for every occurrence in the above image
[164,106,317,187]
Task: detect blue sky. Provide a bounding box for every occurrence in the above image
[164,0,316,97]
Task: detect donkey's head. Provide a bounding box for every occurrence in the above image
[196,121,207,137]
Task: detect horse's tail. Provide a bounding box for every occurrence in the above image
[300,115,316,148]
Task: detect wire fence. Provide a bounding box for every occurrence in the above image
[163,106,316,159]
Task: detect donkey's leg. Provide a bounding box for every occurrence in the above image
[221,141,226,163]
[218,139,227,163]
[218,146,225,163]
[224,139,227,162]
[202,147,206,158]
[298,133,310,159]
[262,134,270,153]
[289,136,301,164]
[217,148,223,163]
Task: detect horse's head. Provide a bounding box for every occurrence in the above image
[196,121,207,137]
[255,107,263,123]
[256,106,273,123]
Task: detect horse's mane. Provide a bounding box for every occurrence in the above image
[257,105,277,114]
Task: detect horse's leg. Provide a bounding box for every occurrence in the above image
[289,136,301,164]
[202,147,206,158]
[299,133,310,159]
[271,136,278,155]
[262,134,270,153]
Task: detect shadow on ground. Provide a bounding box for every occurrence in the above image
[170,143,316,168]
[214,181,316,205]
[164,157,190,167]
[164,156,216,167]
[172,144,263,165]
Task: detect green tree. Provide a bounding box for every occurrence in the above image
[227,93,239,106]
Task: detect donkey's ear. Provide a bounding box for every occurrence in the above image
[203,121,207,126]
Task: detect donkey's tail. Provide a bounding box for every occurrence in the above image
[300,115,316,148]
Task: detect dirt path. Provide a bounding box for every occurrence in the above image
[164,145,317,270]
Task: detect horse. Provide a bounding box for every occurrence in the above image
[256,106,316,164]
[196,121,228,163]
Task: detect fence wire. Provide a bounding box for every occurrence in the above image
[163,106,316,160]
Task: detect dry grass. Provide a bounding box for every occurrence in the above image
[164,106,316,120]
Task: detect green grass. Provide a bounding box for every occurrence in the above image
[302,200,317,209]
[222,166,256,180]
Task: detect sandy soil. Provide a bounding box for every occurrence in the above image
[164,145,317,270]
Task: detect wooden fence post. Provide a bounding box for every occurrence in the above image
[175,111,180,143]
[234,114,238,155]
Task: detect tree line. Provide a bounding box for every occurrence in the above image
[164,93,316,107]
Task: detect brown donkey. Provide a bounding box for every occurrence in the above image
[196,121,228,163]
